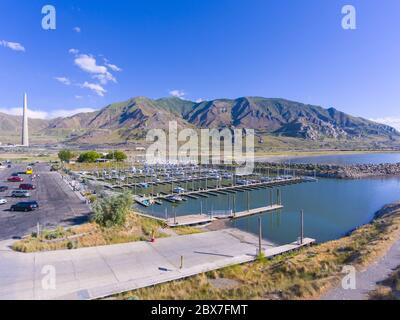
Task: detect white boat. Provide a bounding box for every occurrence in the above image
[173,187,185,194]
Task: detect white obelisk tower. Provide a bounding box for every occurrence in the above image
[22,93,29,147]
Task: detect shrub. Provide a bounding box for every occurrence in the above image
[78,151,102,163]
[88,195,97,203]
[92,191,133,227]
[58,149,75,162]
[106,150,128,162]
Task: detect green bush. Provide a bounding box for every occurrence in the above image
[78,151,102,163]
[92,191,133,227]
[58,149,76,162]
[43,226,65,240]
[88,195,97,203]
[106,150,128,162]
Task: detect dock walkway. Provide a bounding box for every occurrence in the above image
[137,204,284,227]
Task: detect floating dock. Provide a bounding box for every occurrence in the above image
[166,214,214,227]
[136,204,284,228]
[135,177,314,203]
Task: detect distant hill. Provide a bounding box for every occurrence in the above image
[0,96,398,147]
[0,112,49,144]
[185,97,397,140]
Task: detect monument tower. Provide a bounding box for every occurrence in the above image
[22,93,29,147]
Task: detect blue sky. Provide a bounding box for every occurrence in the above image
[0,0,399,126]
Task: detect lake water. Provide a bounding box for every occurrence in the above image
[139,153,400,245]
[141,177,400,244]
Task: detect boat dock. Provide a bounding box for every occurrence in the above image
[166,214,214,227]
[211,204,284,219]
[136,176,312,203]
[136,203,284,227]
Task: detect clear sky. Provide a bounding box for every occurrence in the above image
[0,0,399,126]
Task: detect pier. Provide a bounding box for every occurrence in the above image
[137,176,313,203]
[137,203,284,227]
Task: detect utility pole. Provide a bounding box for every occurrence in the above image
[233,194,236,217]
[300,210,304,245]
[270,188,273,206]
[258,217,262,256]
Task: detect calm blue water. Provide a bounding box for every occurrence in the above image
[140,177,400,244]
[139,153,400,244]
[287,153,400,165]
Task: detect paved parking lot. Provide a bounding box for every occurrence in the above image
[0,163,91,240]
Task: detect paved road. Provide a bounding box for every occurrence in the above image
[0,228,313,300]
[322,237,400,300]
[0,163,91,240]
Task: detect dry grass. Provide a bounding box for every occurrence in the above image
[12,213,183,253]
[65,161,132,172]
[116,205,400,300]
[369,267,400,300]
[173,226,204,236]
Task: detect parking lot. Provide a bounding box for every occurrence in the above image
[0,163,91,240]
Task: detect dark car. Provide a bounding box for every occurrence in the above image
[0,186,9,192]
[10,202,37,212]
[25,201,39,209]
[19,183,36,190]
[7,176,24,182]
[11,173,19,177]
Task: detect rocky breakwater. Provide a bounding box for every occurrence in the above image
[256,162,400,179]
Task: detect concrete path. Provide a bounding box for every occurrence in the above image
[0,229,313,300]
[322,237,400,300]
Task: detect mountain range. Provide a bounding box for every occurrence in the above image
[0,96,398,146]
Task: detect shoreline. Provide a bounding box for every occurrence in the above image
[321,202,400,300]
[116,200,400,300]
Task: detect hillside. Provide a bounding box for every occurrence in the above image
[0,112,50,144]
[0,96,398,149]
[185,97,397,139]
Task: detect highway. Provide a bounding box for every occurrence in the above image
[0,163,91,240]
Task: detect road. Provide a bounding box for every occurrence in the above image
[0,163,91,240]
[322,236,400,300]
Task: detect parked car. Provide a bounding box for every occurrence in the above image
[8,176,24,182]
[10,202,37,212]
[0,186,9,192]
[11,190,30,198]
[19,183,36,190]
[0,199,7,205]
[24,201,39,209]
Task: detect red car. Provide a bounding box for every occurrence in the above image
[8,176,24,182]
[19,183,36,190]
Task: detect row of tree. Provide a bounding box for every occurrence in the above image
[58,149,128,163]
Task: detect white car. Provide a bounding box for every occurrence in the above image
[0,199,7,205]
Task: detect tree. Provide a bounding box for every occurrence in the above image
[92,191,133,227]
[58,149,75,162]
[77,151,101,163]
[106,150,128,162]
